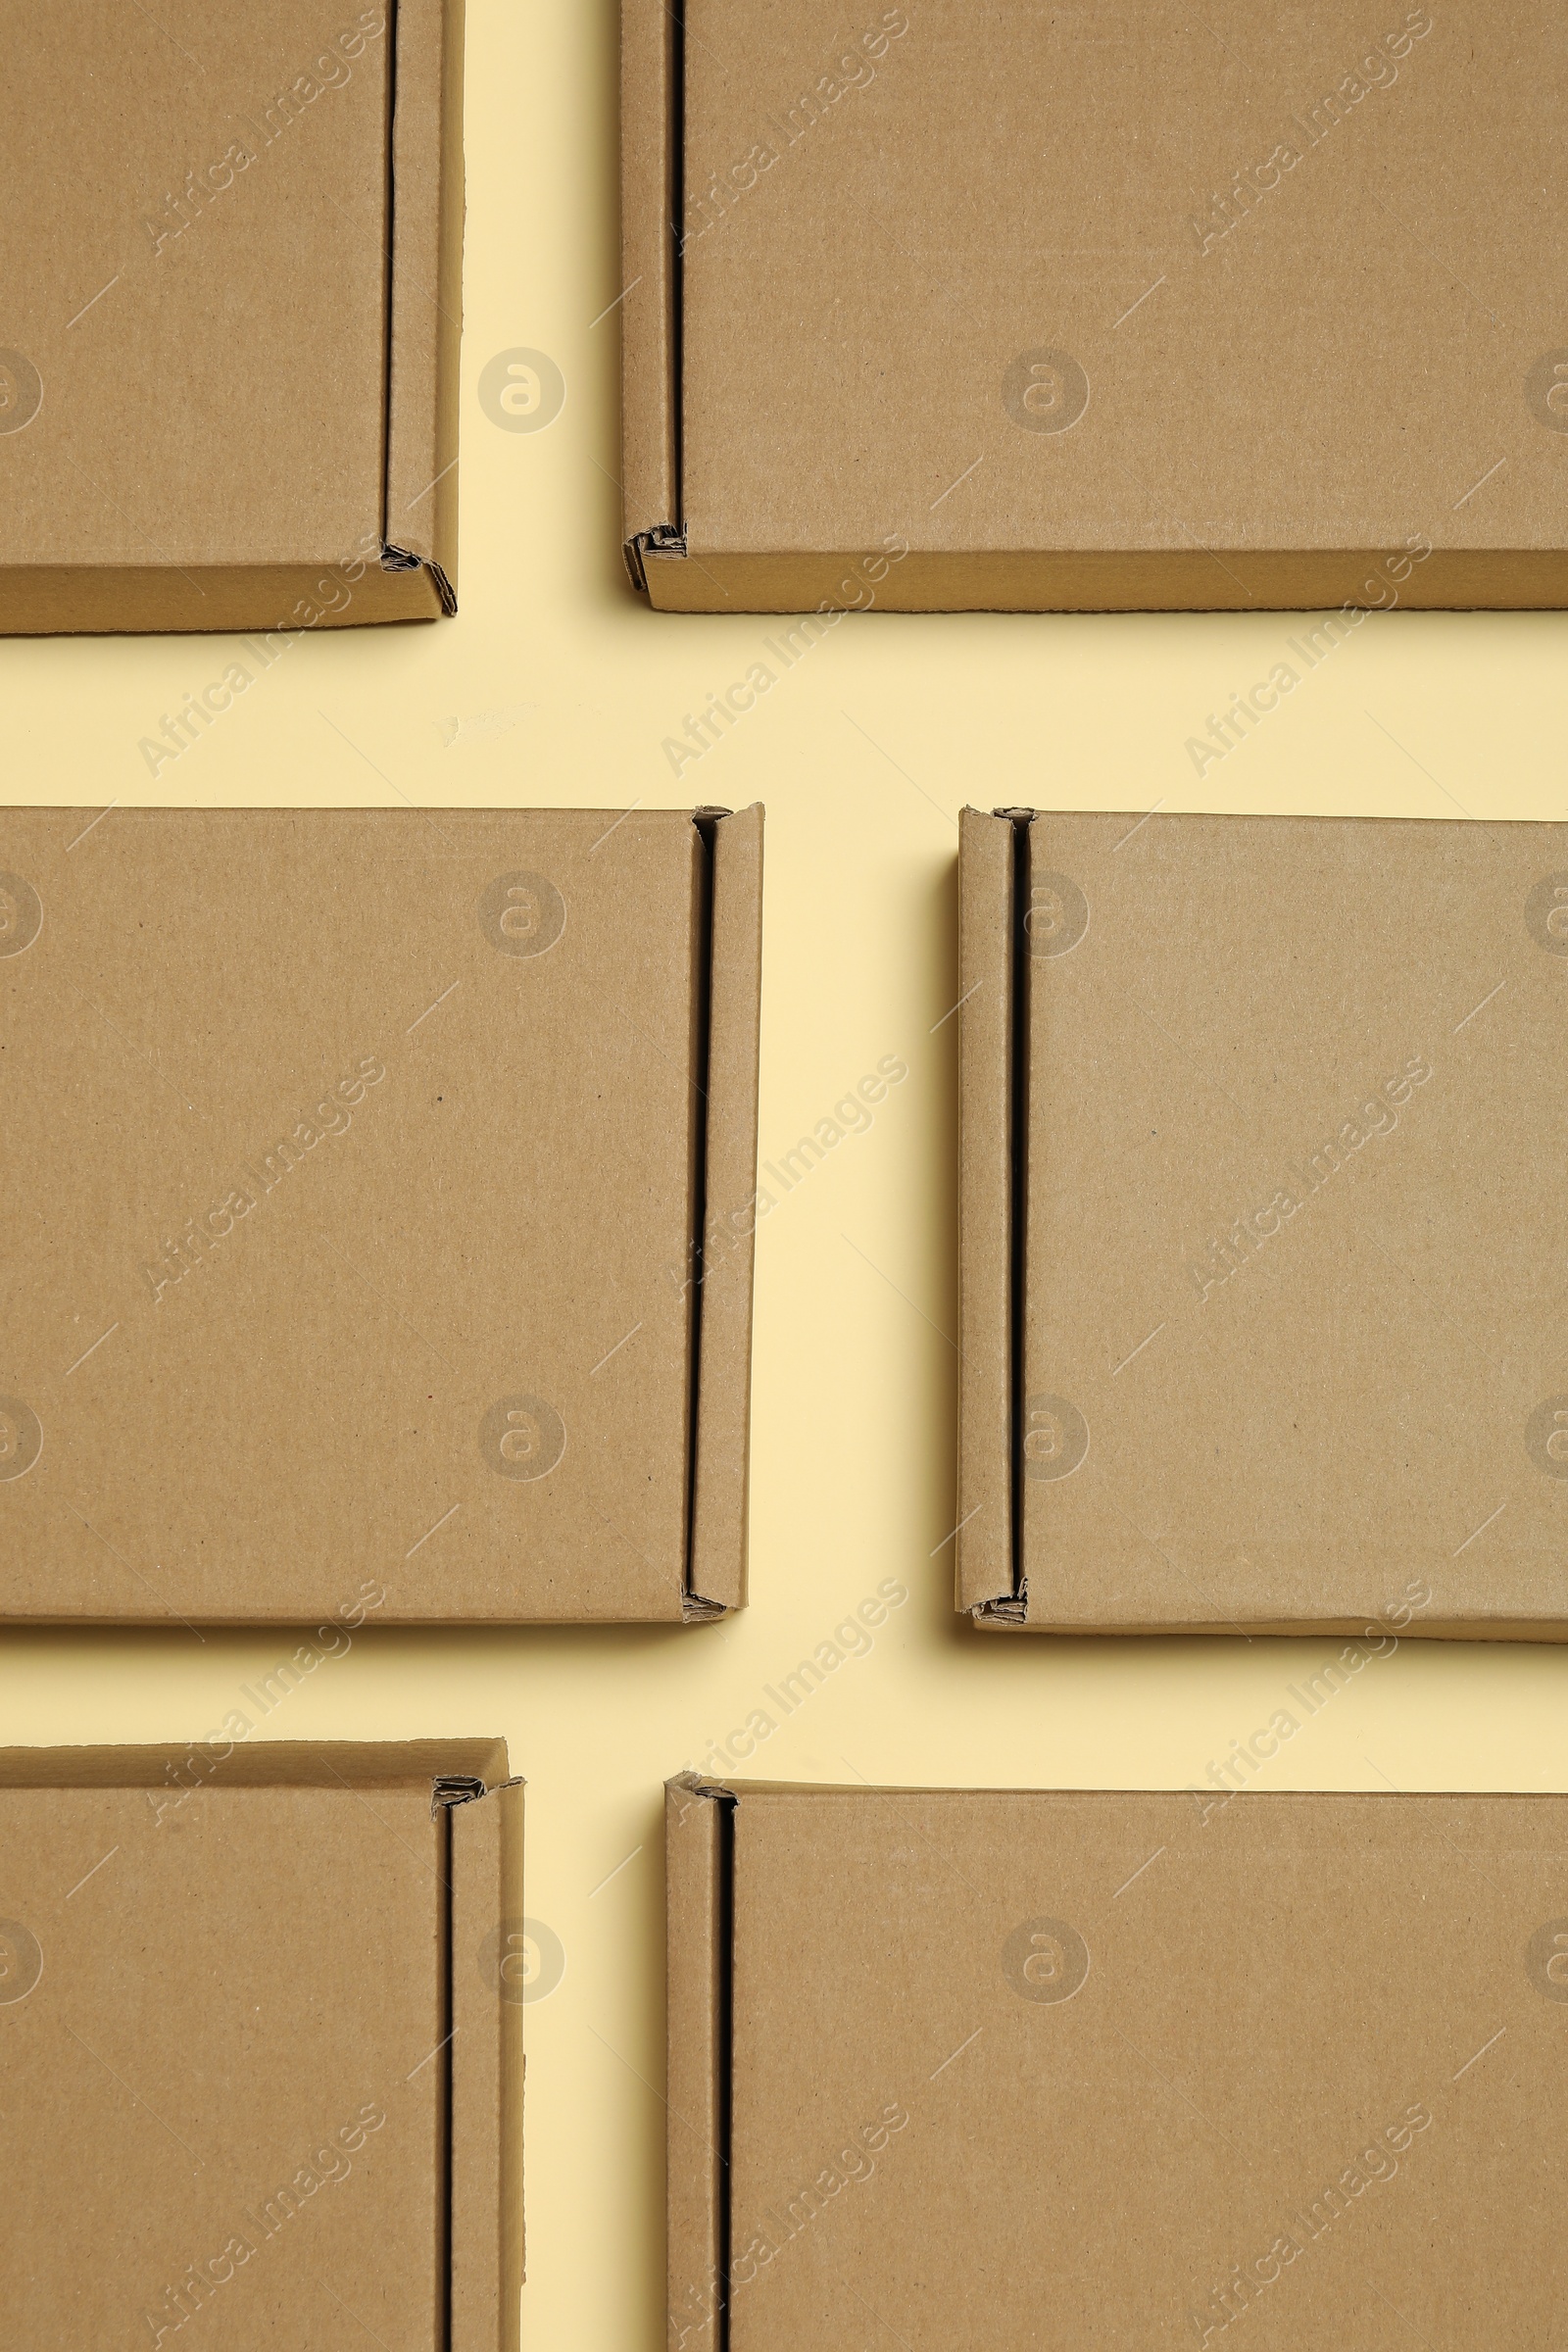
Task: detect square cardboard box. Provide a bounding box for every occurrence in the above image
[621,0,1567,612]
[958,805,1568,1638]
[0,805,761,1623]
[1,1739,521,2352]
[3,0,462,633]
[666,1776,1568,2351]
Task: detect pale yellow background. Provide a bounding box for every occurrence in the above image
[4,4,1568,2346]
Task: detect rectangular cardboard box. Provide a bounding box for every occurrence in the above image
[667,1776,1568,2352]
[622,0,1567,612]
[2,1739,521,2352]
[958,805,1568,1639]
[0,804,762,1623]
[4,0,463,634]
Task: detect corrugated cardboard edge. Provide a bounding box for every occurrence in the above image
[665,1774,729,2352]
[957,808,1025,1623]
[686,805,765,1618]
[0,1737,509,1788]
[641,548,1568,614]
[0,562,443,636]
[450,1774,525,2352]
[619,0,682,587]
[383,0,465,611]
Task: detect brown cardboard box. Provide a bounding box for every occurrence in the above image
[3,0,462,634]
[666,1775,1568,2352]
[1,1739,521,2352]
[958,805,1568,1639]
[0,804,762,1622]
[621,0,1568,612]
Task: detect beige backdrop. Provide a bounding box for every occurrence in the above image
[4,3,1568,2346]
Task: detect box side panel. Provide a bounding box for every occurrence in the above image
[384,0,465,595]
[956,809,1017,1617]
[643,548,1568,614]
[450,1781,524,2352]
[665,1778,727,2352]
[0,561,442,635]
[0,1738,510,1789]
[688,806,764,1614]
[620,0,680,564]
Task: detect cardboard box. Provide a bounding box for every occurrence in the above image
[0,804,762,1623]
[4,0,462,634]
[958,805,1568,1639]
[666,1775,1568,2351]
[1,1739,520,2351]
[621,0,1567,612]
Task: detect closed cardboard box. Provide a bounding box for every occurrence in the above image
[1,1739,520,2351]
[958,806,1568,1638]
[667,1776,1568,2350]
[3,0,462,633]
[0,805,762,1622]
[622,0,1566,612]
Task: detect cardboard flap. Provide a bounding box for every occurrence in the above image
[449,1777,525,2352]
[956,808,1021,1618]
[619,0,681,575]
[688,806,765,1615]
[384,0,466,600]
[665,1775,729,2352]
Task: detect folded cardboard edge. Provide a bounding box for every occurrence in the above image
[686,804,765,1618]
[643,547,1568,614]
[450,1775,525,2352]
[956,808,1026,1623]
[0,563,444,637]
[995,1612,1568,1642]
[0,1737,510,1788]
[666,1774,729,2352]
[619,0,682,586]
[384,0,465,608]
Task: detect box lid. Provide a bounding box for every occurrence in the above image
[0,1739,520,2352]
[667,1777,1568,2351]
[624,0,1568,610]
[0,805,762,1622]
[958,805,1568,1637]
[1,0,462,630]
